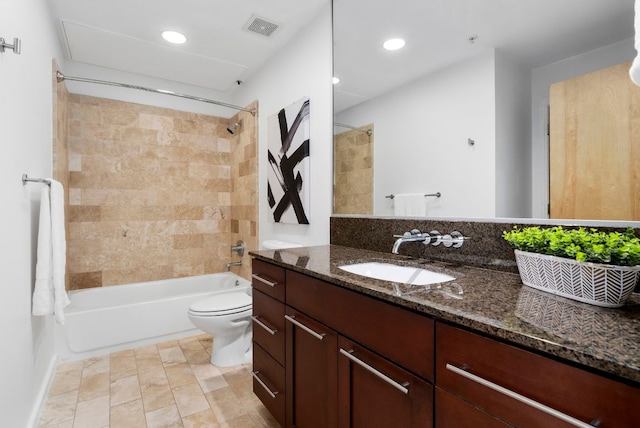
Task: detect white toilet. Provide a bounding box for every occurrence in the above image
[188,290,253,367]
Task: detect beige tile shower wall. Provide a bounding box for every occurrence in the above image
[66,94,235,289]
[229,102,258,281]
[333,126,374,214]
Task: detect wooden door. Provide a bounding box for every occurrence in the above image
[549,61,640,220]
[285,308,338,428]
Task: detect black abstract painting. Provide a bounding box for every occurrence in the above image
[267,98,310,224]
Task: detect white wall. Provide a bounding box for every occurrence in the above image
[233,4,333,247]
[0,0,65,426]
[495,51,532,218]
[530,38,635,218]
[336,51,497,218]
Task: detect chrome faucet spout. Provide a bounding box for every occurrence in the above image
[391,229,429,254]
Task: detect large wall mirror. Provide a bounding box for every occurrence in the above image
[333,0,637,221]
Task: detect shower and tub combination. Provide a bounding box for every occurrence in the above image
[56,240,301,366]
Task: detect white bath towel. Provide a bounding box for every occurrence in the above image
[32,187,53,316]
[393,193,427,217]
[630,0,640,85]
[50,179,70,324]
[32,179,69,324]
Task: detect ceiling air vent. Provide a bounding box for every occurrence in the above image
[245,16,279,37]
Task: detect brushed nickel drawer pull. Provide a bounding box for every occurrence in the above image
[446,364,598,428]
[251,316,277,335]
[340,348,409,394]
[284,315,326,341]
[251,273,277,287]
[251,371,279,399]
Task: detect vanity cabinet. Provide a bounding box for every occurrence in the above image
[251,260,287,427]
[252,258,640,428]
[435,322,640,427]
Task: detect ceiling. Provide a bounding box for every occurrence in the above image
[49,0,328,92]
[333,0,635,112]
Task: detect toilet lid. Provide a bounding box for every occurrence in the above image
[189,293,252,315]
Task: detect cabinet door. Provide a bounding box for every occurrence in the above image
[285,308,338,428]
[338,336,433,428]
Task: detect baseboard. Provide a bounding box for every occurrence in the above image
[26,354,58,428]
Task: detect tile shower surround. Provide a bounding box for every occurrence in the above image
[60,94,257,289]
[333,126,373,215]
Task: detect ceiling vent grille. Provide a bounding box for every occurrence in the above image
[246,16,279,37]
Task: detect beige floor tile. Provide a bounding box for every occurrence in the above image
[182,409,220,428]
[145,404,184,428]
[110,398,147,428]
[40,420,74,428]
[38,390,78,427]
[110,351,137,380]
[141,382,176,412]
[156,340,179,350]
[220,415,256,428]
[49,369,83,397]
[72,395,109,428]
[205,387,248,423]
[191,363,228,393]
[173,382,211,418]
[159,346,187,367]
[221,367,252,400]
[78,373,110,402]
[182,346,211,365]
[138,362,170,388]
[82,356,110,378]
[135,344,160,359]
[165,362,197,387]
[110,374,142,406]
[56,360,84,374]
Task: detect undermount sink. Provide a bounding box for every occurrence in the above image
[338,262,455,286]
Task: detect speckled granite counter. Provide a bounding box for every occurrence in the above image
[250,244,640,384]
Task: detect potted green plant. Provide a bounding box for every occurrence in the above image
[503,226,640,307]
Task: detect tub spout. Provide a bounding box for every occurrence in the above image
[225,261,243,271]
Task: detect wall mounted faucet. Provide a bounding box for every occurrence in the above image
[392,229,470,254]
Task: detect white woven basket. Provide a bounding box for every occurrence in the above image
[514,250,640,308]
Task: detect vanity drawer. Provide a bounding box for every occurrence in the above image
[252,289,285,365]
[435,322,640,427]
[286,270,434,381]
[252,343,285,427]
[251,259,286,302]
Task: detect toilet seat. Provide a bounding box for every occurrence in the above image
[189,293,252,316]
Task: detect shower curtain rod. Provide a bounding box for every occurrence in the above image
[56,71,256,116]
[333,122,373,136]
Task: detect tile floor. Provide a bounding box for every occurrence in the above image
[37,335,280,428]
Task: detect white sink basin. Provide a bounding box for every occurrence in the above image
[338,262,455,285]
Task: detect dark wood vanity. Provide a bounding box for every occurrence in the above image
[250,250,640,428]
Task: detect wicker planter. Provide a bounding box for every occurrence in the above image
[514,250,640,308]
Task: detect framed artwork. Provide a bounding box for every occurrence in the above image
[267,97,310,224]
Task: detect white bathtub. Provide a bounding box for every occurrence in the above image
[55,272,251,360]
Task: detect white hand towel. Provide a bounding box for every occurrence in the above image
[393,193,427,217]
[630,0,640,85]
[32,187,53,316]
[49,179,70,324]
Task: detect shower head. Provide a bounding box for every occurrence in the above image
[227,120,243,135]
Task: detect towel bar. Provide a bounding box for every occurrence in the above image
[385,192,441,199]
[22,174,51,185]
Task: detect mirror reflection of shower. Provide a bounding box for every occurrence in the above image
[333,122,374,215]
[227,119,243,135]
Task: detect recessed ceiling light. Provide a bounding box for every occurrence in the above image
[162,30,187,44]
[383,38,405,51]
[332,76,340,84]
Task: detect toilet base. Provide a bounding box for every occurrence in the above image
[209,325,253,367]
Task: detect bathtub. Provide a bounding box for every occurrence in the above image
[55,272,251,360]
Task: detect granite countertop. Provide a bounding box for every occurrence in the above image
[249,244,640,384]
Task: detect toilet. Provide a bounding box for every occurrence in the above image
[188,290,253,367]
